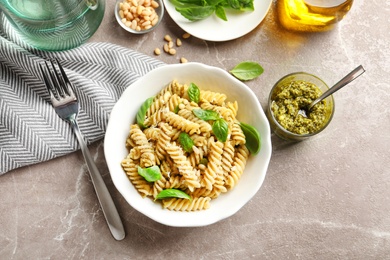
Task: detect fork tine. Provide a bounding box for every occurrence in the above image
[53,59,75,97]
[39,63,55,97]
[48,59,67,98]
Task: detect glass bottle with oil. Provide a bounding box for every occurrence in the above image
[277,0,354,32]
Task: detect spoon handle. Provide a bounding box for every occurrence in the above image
[308,65,365,111]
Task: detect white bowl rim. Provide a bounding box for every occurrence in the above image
[104,62,272,227]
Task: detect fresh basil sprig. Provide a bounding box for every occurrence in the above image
[192,108,220,121]
[230,61,264,81]
[156,189,191,200]
[136,96,154,128]
[137,165,161,182]
[188,83,200,103]
[193,108,228,142]
[169,0,254,22]
[179,132,194,153]
[239,122,261,155]
[212,118,228,142]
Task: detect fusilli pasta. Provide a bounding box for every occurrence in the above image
[121,80,256,211]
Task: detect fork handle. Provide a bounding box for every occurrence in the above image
[69,118,125,241]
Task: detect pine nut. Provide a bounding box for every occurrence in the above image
[169,48,176,55]
[154,48,161,55]
[180,57,188,63]
[182,33,191,39]
[164,34,172,42]
[168,41,173,48]
[151,0,159,8]
[163,43,169,53]
[176,38,182,47]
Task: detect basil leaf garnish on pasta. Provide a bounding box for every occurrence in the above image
[239,122,261,155]
[179,132,194,153]
[156,189,191,200]
[188,83,200,103]
[213,118,228,142]
[137,165,161,182]
[192,108,220,121]
[174,105,180,114]
[136,96,154,129]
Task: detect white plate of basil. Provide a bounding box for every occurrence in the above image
[162,0,272,41]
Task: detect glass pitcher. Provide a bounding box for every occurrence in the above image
[0,0,105,51]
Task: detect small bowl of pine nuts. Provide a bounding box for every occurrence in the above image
[115,0,164,34]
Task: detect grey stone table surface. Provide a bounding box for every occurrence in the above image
[1,0,389,259]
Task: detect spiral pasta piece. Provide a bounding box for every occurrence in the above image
[225,145,250,190]
[178,107,212,134]
[129,125,156,167]
[231,122,246,146]
[156,80,188,100]
[201,137,224,190]
[146,91,171,117]
[165,111,201,135]
[121,157,152,197]
[162,197,211,211]
[221,140,234,175]
[200,90,227,106]
[165,142,201,192]
[143,127,161,141]
[155,122,172,161]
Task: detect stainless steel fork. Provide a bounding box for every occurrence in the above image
[40,59,125,240]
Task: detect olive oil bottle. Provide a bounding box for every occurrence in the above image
[277,0,354,32]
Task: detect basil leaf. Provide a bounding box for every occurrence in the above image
[239,122,261,155]
[156,189,191,200]
[215,5,227,21]
[136,96,154,128]
[174,105,180,114]
[175,5,216,21]
[137,165,161,182]
[224,0,254,10]
[213,118,228,142]
[188,83,200,103]
[179,132,194,153]
[193,108,220,121]
[229,61,264,81]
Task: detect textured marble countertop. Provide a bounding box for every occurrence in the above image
[1,0,389,259]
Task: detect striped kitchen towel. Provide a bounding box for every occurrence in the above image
[0,13,164,175]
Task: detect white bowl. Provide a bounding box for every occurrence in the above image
[104,63,272,227]
[115,0,164,34]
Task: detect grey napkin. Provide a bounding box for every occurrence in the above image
[0,13,164,175]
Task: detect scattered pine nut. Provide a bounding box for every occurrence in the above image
[163,43,169,53]
[168,48,176,55]
[164,34,172,42]
[182,33,191,39]
[154,48,161,55]
[168,41,174,49]
[176,38,182,47]
[180,57,188,63]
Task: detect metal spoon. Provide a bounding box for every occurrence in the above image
[299,65,365,117]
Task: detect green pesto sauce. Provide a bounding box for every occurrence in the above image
[271,80,327,135]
